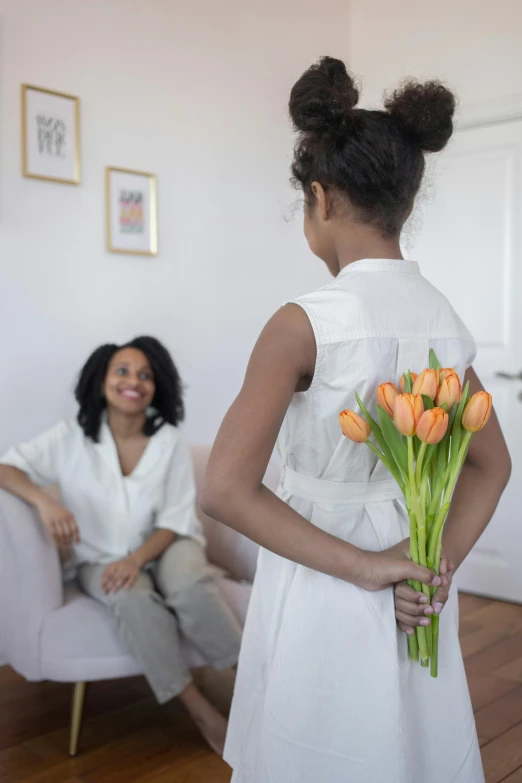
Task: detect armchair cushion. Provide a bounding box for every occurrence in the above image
[39,576,252,682]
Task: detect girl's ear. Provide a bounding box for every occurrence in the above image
[311,181,332,221]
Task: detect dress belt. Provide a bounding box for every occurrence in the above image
[280,465,404,504]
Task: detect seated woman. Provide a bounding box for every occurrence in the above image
[0,336,242,754]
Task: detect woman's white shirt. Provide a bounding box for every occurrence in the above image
[0,419,205,565]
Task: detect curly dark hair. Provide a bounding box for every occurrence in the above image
[74,336,185,442]
[289,56,456,236]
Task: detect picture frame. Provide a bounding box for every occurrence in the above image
[21,84,81,185]
[106,167,158,256]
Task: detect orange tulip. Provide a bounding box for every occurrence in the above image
[399,372,418,393]
[394,394,424,437]
[436,374,461,410]
[412,368,438,400]
[439,368,458,383]
[417,408,449,444]
[339,410,371,443]
[462,392,493,433]
[377,382,399,416]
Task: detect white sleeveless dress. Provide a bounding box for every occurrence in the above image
[224,258,484,783]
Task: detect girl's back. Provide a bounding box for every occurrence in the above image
[281,257,476,483]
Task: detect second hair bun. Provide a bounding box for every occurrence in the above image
[385,80,456,153]
[289,56,359,135]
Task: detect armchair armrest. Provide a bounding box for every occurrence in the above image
[0,490,63,680]
[190,444,281,583]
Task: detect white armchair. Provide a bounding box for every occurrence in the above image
[0,444,278,755]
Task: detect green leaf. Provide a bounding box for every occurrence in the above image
[451,381,470,464]
[355,394,405,489]
[448,401,459,431]
[377,405,408,480]
[456,381,470,423]
[422,395,434,411]
[421,443,438,482]
[429,349,441,370]
[403,371,413,394]
[355,393,386,450]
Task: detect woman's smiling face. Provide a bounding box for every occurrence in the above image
[103,347,155,416]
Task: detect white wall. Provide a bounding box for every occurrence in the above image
[349,0,522,117]
[0,0,349,453]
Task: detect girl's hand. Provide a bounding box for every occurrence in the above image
[359,539,442,592]
[394,555,455,635]
[36,496,80,547]
[101,555,140,594]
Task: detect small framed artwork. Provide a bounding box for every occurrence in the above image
[106,167,158,256]
[21,84,81,185]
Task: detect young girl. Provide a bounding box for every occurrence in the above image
[203,58,511,781]
[0,336,242,755]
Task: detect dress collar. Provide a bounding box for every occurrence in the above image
[337,258,420,277]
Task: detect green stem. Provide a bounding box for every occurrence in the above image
[428,432,473,676]
[430,614,440,677]
[408,632,419,662]
[407,438,431,663]
[416,442,427,485]
[427,432,472,567]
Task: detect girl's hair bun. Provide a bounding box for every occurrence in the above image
[384,80,456,152]
[289,56,359,135]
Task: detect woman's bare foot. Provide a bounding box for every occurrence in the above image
[193,708,228,756]
[179,682,228,756]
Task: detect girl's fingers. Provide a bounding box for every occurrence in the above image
[394,582,427,603]
[398,622,414,635]
[396,610,431,628]
[395,597,433,617]
[406,564,441,586]
[431,585,450,613]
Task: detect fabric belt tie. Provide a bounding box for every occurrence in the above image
[280,465,403,504]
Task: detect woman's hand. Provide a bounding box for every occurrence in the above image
[357,539,442,592]
[101,555,141,594]
[36,495,80,547]
[394,555,455,635]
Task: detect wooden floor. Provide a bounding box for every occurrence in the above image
[1,593,522,782]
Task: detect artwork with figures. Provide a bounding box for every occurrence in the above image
[22,84,80,184]
[119,190,145,234]
[106,167,158,255]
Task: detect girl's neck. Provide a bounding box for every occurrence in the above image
[335,230,403,273]
[107,408,147,440]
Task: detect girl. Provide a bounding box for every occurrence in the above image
[203,58,511,781]
[0,336,242,755]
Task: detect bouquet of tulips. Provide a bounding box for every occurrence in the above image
[339,351,492,677]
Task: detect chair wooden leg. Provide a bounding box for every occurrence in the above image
[69,681,86,757]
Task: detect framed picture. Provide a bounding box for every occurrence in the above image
[21,84,81,185]
[106,167,158,256]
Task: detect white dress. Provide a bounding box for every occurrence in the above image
[224,259,484,783]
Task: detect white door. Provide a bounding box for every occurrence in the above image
[409,118,522,603]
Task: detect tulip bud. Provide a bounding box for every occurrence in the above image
[399,372,418,393]
[462,392,493,433]
[339,410,371,443]
[439,368,458,383]
[394,394,424,437]
[412,369,438,400]
[377,382,398,417]
[436,374,461,410]
[417,408,449,444]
